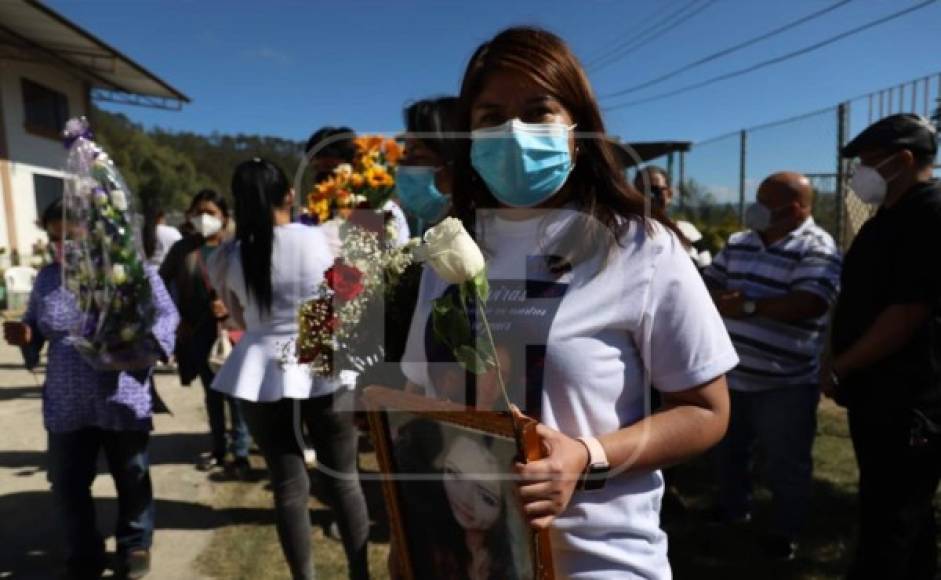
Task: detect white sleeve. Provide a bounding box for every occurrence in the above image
[637,231,738,392]
[387,200,411,246]
[400,266,436,389]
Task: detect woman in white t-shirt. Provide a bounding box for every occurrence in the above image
[209,159,369,580]
[400,27,737,579]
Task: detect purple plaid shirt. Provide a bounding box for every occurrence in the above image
[22,263,180,433]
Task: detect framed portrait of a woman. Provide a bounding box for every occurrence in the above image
[363,386,555,580]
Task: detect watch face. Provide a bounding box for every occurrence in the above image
[582,465,610,490]
[744,301,756,315]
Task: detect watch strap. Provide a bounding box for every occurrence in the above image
[576,436,609,469]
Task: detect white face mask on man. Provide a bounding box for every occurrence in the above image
[849,154,901,206]
[190,213,223,238]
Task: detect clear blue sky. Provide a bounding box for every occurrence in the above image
[47,0,941,201]
[46,0,941,141]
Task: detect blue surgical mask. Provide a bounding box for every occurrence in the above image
[395,166,450,224]
[470,119,575,208]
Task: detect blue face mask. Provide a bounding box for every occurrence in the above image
[470,119,574,208]
[395,166,450,223]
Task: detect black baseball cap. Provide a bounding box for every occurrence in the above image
[841,113,938,158]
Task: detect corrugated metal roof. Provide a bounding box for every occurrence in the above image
[0,0,188,103]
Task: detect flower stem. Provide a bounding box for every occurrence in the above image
[474,287,526,461]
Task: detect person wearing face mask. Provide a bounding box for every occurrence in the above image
[160,189,251,477]
[400,27,738,578]
[3,198,179,580]
[397,97,459,233]
[353,97,461,395]
[209,159,369,580]
[633,165,711,269]
[823,113,941,580]
[702,172,842,560]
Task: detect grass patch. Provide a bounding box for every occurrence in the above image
[195,441,392,580]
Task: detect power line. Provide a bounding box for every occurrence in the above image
[600,0,854,100]
[581,2,679,64]
[590,0,716,72]
[603,0,938,112]
[587,0,711,72]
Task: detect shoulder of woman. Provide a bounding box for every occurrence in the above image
[35,263,61,287]
[609,217,680,257]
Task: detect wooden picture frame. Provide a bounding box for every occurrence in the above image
[363,385,555,580]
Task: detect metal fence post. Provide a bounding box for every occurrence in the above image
[738,130,747,223]
[667,152,675,188]
[836,102,848,249]
[678,150,686,211]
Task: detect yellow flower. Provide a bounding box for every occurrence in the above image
[365,165,394,189]
[350,173,365,188]
[308,198,330,222]
[355,135,384,154]
[313,176,337,199]
[383,139,403,166]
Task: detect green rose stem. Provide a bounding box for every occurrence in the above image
[469,281,527,464]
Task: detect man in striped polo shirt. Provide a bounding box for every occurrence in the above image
[703,171,842,560]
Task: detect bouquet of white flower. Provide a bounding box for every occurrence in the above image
[61,117,160,370]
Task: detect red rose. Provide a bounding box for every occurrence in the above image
[325,259,365,302]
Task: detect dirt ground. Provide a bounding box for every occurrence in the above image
[0,341,219,579]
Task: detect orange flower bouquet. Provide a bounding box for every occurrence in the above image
[306,135,403,222]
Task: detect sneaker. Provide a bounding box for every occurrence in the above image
[118,549,150,579]
[762,534,798,561]
[197,453,225,472]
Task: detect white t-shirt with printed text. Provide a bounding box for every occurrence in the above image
[401,208,737,579]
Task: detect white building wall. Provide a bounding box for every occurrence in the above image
[0,59,87,260]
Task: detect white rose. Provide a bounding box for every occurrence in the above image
[110,189,128,212]
[420,217,485,284]
[111,264,127,285]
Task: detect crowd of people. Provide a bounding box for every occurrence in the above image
[3,25,939,580]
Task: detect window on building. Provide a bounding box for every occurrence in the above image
[33,174,63,219]
[21,78,69,138]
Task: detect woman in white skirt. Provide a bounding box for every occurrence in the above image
[209,158,369,580]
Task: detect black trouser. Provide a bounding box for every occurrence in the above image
[47,429,154,575]
[847,408,941,580]
[243,392,369,580]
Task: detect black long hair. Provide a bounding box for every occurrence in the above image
[230,159,289,313]
[142,208,162,259]
[403,97,461,165]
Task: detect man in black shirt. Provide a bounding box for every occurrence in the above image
[824,113,941,579]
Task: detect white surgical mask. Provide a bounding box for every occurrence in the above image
[849,154,900,206]
[744,202,772,232]
[190,214,222,238]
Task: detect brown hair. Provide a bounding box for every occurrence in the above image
[452,26,682,262]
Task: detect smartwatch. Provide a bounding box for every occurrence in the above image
[576,436,610,491]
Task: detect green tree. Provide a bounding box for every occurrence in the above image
[674,178,742,255]
[90,107,306,216]
[91,109,208,215]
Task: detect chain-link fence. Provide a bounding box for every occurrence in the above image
[640,72,941,252]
